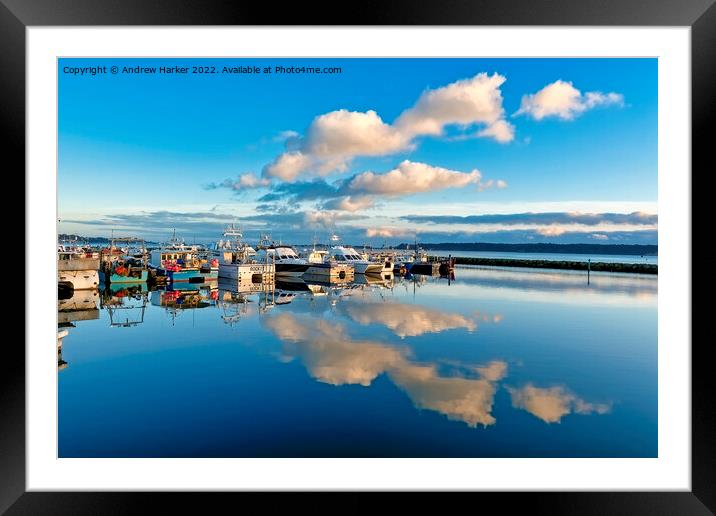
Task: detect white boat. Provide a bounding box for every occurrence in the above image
[257,244,311,278]
[215,224,274,282]
[58,244,100,290]
[302,248,355,281]
[330,245,384,275]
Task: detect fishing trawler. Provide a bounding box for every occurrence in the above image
[253,234,311,278]
[302,247,355,281]
[330,245,384,275]
[214,224,274,282]
[148,230,218,284]
[99,237,149,284]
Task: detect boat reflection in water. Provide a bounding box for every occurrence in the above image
[58,265,657,458]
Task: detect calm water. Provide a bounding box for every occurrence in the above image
[58,266,657,457]
[427,250,658,264]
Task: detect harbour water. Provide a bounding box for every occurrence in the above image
[58,266,657,457]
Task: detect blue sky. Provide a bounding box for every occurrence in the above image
[58,58,657,245]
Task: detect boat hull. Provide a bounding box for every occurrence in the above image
[100,269,149,284]
[218,262,275,281]
[275,263,310,277]
[358,262,384,275]
[305,263,355,280]
[58,270,99,290]
[161,268,219,283]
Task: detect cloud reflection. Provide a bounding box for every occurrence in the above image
[507,383,611,423]
[342,300,477,338]
[390,362,506,427]
[263,313,404,386]
[263,312,610,429]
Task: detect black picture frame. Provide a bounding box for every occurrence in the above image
[5,0,711,512]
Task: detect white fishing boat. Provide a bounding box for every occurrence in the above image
[215,224,274,283]
[58,243,100,291]
[330,245,384,275]
[256,243,310,278]
[302,247,355,281]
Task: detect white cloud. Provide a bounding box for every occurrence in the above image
[263,151,313,181]
[476,119,515,143]
[305,109,410,159]
[262,72,514,182]
[514,80,624,121]
[322,195,375,212]
[347,160,484,196]
[395,72,510,138]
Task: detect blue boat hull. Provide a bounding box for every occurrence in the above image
[100,270,149,284]
[164,268,218,283]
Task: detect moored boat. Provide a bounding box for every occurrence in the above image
[58,244,100,290]
[148,231,218,284]
[330,245,384,275]
[99,237,149,284]
[215,224,275,283]
[302,247,355,281]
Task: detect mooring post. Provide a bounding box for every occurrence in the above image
[587,258,591,284]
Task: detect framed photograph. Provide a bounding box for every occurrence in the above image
[7,0,712,512]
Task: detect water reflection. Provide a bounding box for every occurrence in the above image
[58,266,657,456]
[264,313,405,387]
[340,299,478,338]
[263,311,607,429]
[507,384,612,423]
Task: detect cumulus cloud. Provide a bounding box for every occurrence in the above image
[514,80,624,121]
[342,299,477,338]
[476,120,515,143]
[346,160,485,196]
[395,72,511,138]
[507,384,611,423]
[256,160,505,212]
[306,109,410,159]
[262,72,513,182]
[263,151,313,182]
